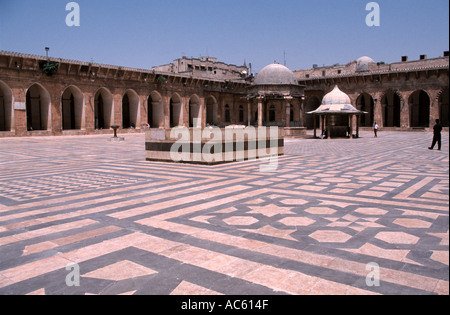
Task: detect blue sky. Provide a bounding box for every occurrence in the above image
[0,0,448,73]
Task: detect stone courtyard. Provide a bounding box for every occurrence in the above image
[0,131,448,295]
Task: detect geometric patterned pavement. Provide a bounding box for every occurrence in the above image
[0,131,448,296]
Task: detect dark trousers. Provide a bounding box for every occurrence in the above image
[430,136,441,150]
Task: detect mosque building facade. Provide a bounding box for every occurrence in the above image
[296,53,449,131]
[0,50,448,138]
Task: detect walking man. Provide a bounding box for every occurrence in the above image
[373,122,379,138]
[429,119,443,151]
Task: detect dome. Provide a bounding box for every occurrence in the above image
[322,85,352,106]
[253,63,298,85]
[308,86,361,113]
[356,56,375,72]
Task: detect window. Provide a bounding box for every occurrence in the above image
[269,105,276,122]
[225,105,231,123]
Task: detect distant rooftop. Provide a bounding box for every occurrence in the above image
[295,51,449,81]
[152,56,249,81]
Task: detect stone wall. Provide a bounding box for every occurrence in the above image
[0,51,248,138]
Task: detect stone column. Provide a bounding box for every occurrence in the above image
[313,115,317,138]
[257,97,263,127]
[399,91,411,129]
[356,115,360,138]
[299,97,305,127]
[247,99,252,126]
[327,115,331,139]
[139,94,147,129]
[113,93,123,128]
[285,98,292,127]
[163,94,171,129]
[200,96,206,129]
[183,96,189,128]
[321,115,325,139]
[372,92,382,128]
[11,88,26,136]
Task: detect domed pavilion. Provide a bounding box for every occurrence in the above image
[246,63,305,135]
[307,85,367,139]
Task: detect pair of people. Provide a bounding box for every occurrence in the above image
[373,120,443,151]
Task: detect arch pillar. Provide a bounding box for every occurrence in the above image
[139,94,148,128]
[428,89,442,128]
[398,91,411,128]
[372,92,383,128]
[113,93,123,128]
[11,87,26,135]
[162,94,171,129]
[200,96,206,129]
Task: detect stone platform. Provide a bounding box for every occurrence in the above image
[145,126,284,165]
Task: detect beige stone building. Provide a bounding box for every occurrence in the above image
[0,50,448,138]
[153,56,249,82]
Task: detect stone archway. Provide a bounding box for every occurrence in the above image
[356,93,374,127]
[94,88,113,130]
[26,83,51,131]
[189,95,201,127]
[148,91,164,128]
[0,80,13,132]
[122,90,139,129]
[206,96,218,126]
[170,93,182,127]
[61,85,84,130]
[409,90,430,128]
[381,90,401,127]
